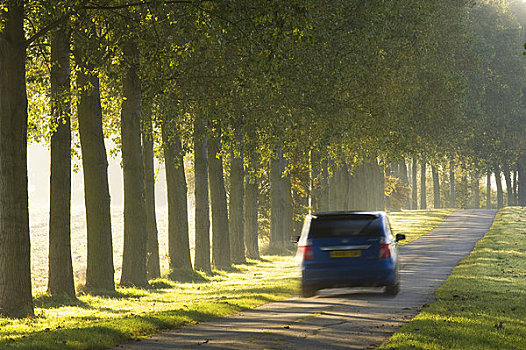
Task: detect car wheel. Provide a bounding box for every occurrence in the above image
[301,284,316,298]
[384,282,400,296]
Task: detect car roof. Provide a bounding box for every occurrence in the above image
[311,211,386,218]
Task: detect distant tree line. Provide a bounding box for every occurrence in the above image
[0,0,525,318]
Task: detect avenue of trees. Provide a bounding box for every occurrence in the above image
[1,0,525,317]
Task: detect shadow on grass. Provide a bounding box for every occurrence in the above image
[34,294,91,310]
[1,306,230,349]
[77,288,148,300]
[168,269,209,283]
[260,245,296,256]
[215,265,243,273]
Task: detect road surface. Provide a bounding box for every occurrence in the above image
[114,209,497,350]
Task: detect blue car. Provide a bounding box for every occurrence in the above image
[295,211,405,297]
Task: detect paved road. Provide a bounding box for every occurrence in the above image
[114,209,497,350]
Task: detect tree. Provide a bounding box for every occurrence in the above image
[229,144,246,264]
[208,126,231,269]
[75,50,115,292]
[431,165,441,209]
[48,18,75,298]
[161,113,192,272]
[142,108,160,279]
[420,160,427,209]
[0,0,34,317]
[120,38,149,288]
[193,113,211,273]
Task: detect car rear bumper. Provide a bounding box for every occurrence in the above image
[301,262,397,288]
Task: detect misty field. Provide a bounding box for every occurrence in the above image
[29,205,194,294]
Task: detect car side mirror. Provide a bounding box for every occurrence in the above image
[290,235,300,244]
[396,233,406,242]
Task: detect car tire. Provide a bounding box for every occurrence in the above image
[301,284,316,298]
[384,282,400,296]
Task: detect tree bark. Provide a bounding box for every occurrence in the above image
[486,171,492,209]
[420,160,427,209]
[376,161,385,210]
[76,65,114,292]
[519,156,526,206]
[207,130,231,269]
[193,115,211,273]
[229,148,246,263]
[502,163,513,207]
[0,1,34,317]
[244,153,259,259]
[142,108,160,279]
[431,165,441,209]
[162,116,192,271]
[282,171,293,246]
[270,149,285,249]
[495,166,503,209]
[411,158,418,209]
[120,40,148,288]
[48,21,75,298]
[449,161,455,208]
[513,170,519,205]
[399,159,409,209]
[472,174,480,209]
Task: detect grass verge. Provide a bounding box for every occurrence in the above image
[1,209,452,350]
[380,207,526,350]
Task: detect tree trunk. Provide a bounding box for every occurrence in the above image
[384,165,391,211]
[411,158,418,209]
[193,115,211,273]
[207,130,231,269]
[0,1,34,317]
[486,171,492,209]
[283,171,294,247]
[472,175,480,209]
[399,159,409,209]
[377,161,385,210]
[142,108,160,279]
[432,165,441,209]
[48,21,75,298]
[495,166,503,209]
[244,153,259,259]
[420,160,427,209]
[270,149,285,249]
[229,148,246,263]
[162,116,192,271]
[76,63,114,292]
[120,40,148,288]
[328,166,339,211]
[449,161,455,208]
[512,170,519,205]
[519,156,526,206]
[502,163,513,207]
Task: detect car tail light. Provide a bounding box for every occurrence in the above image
[299,245,313,260]
[379,242,391,258]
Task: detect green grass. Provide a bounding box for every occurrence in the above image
[380,207,526,350]
[389,209,454,246]
[1,209,452,349]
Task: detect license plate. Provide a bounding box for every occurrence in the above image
[330,250,361,258]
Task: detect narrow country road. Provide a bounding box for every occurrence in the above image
[114,209,497,350]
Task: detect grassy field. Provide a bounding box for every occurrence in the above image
[3,208,453,349]
[380,207,526,350]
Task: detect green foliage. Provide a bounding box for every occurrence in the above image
[381,207,526,349]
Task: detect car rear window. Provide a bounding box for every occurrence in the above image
[309,214,382,238]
